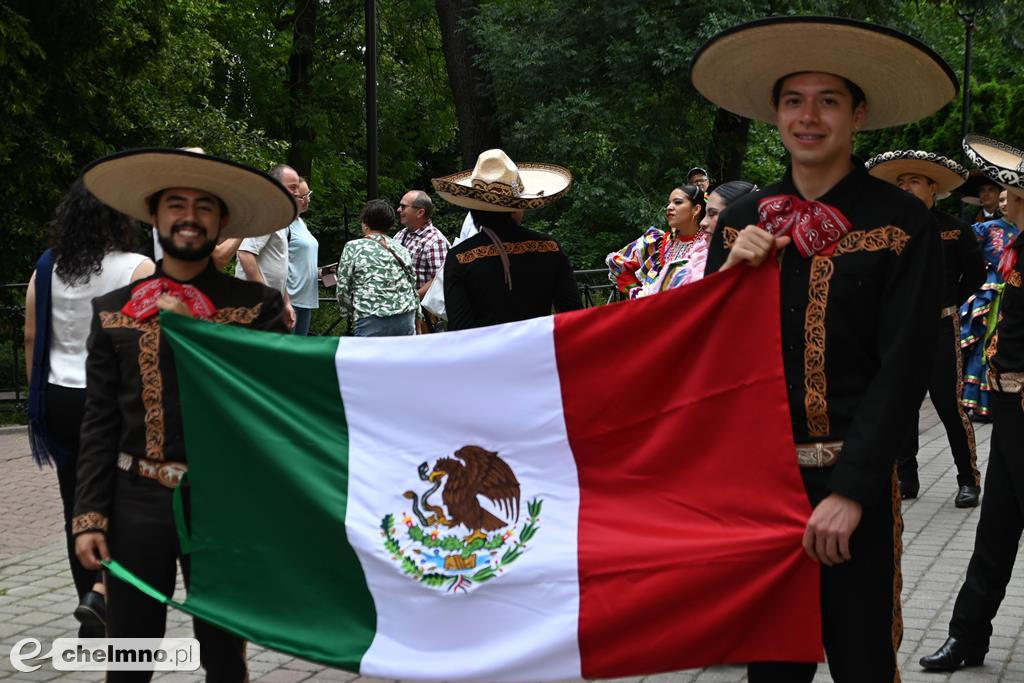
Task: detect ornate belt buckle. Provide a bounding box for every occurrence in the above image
[157,463,188,489]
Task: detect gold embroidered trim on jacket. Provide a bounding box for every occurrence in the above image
[1008,271,1022,288]
[834,226,910,255]
[891,466,904,682]
[211,304,263,324]
[940,230,960,241]
[804,255,833,437]
[72,512,109,535]
[101,313,165,461]
[456,240,560,264]
[950,312,981,485]
[723,227,739,249]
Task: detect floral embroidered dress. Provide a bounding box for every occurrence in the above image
[960,218,1020,416]
[606,227,709,299]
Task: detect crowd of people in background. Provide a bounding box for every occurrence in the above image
[17,14,1024,682]
[20,134,1023,649]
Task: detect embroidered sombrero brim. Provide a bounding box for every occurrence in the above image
[691,16,958,131]
[82,148,297,238]
[963,135,1024,200]
[432,163,572,212]
[865,151,966,199]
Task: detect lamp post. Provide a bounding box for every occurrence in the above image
[365,0,378,200]
[958,1,979,141]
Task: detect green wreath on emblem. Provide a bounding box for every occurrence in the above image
[381,498,543,592]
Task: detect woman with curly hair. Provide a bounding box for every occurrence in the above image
[23,178,153,636]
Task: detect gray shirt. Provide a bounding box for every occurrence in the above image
[235,227,289,294]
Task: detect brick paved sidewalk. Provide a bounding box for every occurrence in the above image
[3,403,1024,682]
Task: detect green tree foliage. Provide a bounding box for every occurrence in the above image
[469,0,715,267]
[1,0,458,284]
[4,0,1024,279]
[856,1,1024,168]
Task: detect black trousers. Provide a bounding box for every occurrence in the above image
[45,384,99,619]
[747,467,902,682]
[949,390,1024,651]
[898,314,980,487]
[105,471,247,682]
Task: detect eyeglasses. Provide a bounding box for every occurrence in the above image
[297,191,313,201]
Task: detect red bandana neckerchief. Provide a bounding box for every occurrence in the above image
[121,278,217,321]
[757,194,853,258]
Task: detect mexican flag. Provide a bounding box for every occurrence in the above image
[106,261,823,681]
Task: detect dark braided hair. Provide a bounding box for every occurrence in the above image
[49,178,142,285]
[710,180,758,205]
[673,183,707,216]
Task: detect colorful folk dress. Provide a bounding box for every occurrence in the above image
[960,218,1020,417]
[606,227,709,299]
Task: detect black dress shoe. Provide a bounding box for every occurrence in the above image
[73,590,106,633]
[920,636,985,671]
[900,476,919,500]
[955,484,981,508]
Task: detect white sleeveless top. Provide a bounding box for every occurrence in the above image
[48,251,149,388]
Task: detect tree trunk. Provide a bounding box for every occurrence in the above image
[435,0,502,166]
[705,107,750,186]
[287,0,317,179]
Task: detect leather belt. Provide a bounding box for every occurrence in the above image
[117,453,188,489]
[940,305,958,318]
[796,441,842,467]
[988,370,1024,394]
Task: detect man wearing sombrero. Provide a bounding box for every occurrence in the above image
[694,17,954,680]
[960,170,1003,223]
[920,135,1024,672]
[865,150,986,507]
[432,149,581,329]
[71,148,294,680]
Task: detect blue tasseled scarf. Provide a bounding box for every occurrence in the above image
[27,249,69,467]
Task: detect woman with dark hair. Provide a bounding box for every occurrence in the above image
[607,183,708,298]
[336,199,419,336]
[700,181,758,236]
[23,178,154,636]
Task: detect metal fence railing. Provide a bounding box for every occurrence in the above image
[0,269,620,421]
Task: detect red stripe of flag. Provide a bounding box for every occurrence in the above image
[553,262,823,677]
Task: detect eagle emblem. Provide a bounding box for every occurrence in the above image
[381,445,542,593]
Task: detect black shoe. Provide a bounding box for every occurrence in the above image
[74,590,106,633]
[920,636,985,671]
[955,485,981,508]
[900,479,919,500]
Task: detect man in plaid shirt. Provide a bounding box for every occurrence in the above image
[395,190,451,300]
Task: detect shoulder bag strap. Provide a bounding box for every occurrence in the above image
[365,235,416,284]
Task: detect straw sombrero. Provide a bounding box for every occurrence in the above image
[865,150,966,199]
[82,148,297,238]
[690,16,958,130]
[963,135,1024,201]
[432,149,572,212]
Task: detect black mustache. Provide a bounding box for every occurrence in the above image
[171,221,207,236]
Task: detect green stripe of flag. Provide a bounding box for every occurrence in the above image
[160,312,376,668]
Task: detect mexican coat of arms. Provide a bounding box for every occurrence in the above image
[380,445,542,593]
